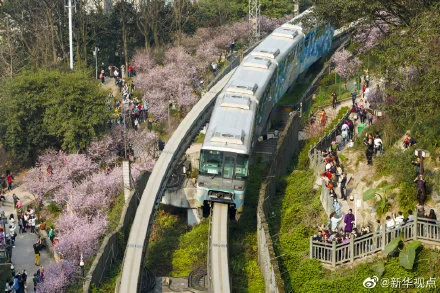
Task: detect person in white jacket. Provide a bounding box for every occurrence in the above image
[330,212,343,231]
[29,216,36,234]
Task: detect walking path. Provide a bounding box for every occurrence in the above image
[1,182,53,292]
[306,82,379,227]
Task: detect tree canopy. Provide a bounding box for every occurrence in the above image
[371,8,440,144]
[0,69,111,164]
[314,0,440,149]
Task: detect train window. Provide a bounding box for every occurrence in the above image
[223,156,235,179]
[199,150,222,176]
[235,155,249,179]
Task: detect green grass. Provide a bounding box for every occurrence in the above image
[194,132,205,144]
[279,82,311,106]
[171,220,209,276]
[143,161,266,291]
[107,192,125,233]
[90,259,122,293]
[145,208,192,276]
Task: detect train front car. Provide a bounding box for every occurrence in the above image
[197,7,333,218]
[196,80,262,218]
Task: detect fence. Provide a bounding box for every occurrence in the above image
[257,112,301,292]
[310,217,440,267]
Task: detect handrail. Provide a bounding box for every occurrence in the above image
[310,216,440,266]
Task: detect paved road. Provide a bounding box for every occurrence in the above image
[1,185,53,292]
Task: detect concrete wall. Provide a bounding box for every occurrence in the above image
[83,172,149,292]
[257,112,301,293]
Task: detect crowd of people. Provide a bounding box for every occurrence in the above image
[313,209,372,245]
[312,75,438,250]
[313,207,438,245]
[4,265,45,293]
[110,80,149,131]
[0,176,52,292]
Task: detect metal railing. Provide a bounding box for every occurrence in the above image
[310,217,440,267]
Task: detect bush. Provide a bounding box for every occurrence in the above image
[48,201,62,217]
[320,72,337,87]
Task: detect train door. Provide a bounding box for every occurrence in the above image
[222,155,235,179]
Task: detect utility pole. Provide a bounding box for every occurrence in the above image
[249,0,260,44]
[67,0,74,70]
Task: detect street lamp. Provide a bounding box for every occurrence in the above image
[168,101,175,133]
[79,253,85,277]
[122,100,129,159]
[93,47,99,79]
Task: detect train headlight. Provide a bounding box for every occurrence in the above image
[239,193,244,199]
[234,185,243,191]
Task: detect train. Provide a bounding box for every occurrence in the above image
[196,8,334,217]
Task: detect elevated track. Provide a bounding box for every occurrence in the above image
[208,203,231,293]
[119,70,236,293]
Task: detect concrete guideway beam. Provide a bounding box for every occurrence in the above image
[118,69,237,293]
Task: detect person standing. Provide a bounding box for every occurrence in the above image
[320,110,326,127]
[6,172,13,191]
[339,172,347,200]
[5,237,12,261]
[351,90,357,105]
[4,279,13,293]
[34,239,41,266]
[113,67,119,80]
[48,227,55,244]
[9,225,16,247]
[344,209,355,233]
[330,212,343,231]
[414,175,426,205]
[361,83,367,98]
[29,216,36,233]
[19,216,24,234]
[331,92,338,109]
[230,40,235,54]
[374,135,383,155]
[100,70,105,84]
[21,270,27,290]
[32,273,39,292]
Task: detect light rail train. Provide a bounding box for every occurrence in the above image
[196,8,333,217]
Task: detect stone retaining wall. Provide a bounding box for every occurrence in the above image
[257,111,300,292]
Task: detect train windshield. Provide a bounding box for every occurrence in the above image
[199,150,249,179]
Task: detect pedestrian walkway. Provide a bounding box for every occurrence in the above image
[1,183,53,292]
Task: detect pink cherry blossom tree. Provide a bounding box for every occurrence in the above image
[260,15,292,33]
[131,50,156,72]
[354,22,389,53]
[54,212,107,263]
[87,134,119,166]
[134,47,198,122]
[53,167,123,216]
[36,262,76,293]
[332,49,362,80]
[23,150,99,199]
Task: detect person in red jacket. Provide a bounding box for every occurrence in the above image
[6,172,13,191]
